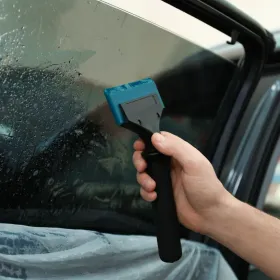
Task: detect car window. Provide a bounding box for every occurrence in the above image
[0,0,239,234]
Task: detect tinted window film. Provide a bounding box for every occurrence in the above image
[0,0,237,233]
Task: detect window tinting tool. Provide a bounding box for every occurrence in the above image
[104,78,182,263]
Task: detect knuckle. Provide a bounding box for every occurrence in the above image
[184,157,211,174]
[140,188,147,199]
[137,172,146,186]
[132,151,139,162]
[136,172,142,183]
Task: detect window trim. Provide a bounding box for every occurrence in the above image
[221,81,280,196]
[162,0,275,175]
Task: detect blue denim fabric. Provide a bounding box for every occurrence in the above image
[0,224,237,280]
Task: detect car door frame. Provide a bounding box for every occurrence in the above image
[162,0,275,172]
[162,1,276,279]
[211,70,280,279]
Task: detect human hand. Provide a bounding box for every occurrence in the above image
[133,132,233,234]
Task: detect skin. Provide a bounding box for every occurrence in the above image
[133,131,280,280]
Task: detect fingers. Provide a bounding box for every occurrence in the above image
[132,151,147,172]
[136,172,156,192]
[137,172,157,202]
[151,132,206,174]
[133,140,156,202]
[140,188,157,202]
[133,139,145,151]
[137,171,156,202]
[133,139,146,172]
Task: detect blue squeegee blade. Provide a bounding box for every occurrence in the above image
[104,78,164,126]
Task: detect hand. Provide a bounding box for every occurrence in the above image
[133,131,233,234]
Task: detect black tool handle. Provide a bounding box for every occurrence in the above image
[143,151,182,262]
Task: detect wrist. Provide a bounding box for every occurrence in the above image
[203,191,242,236]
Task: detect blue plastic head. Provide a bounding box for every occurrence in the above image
[104,78,164,126]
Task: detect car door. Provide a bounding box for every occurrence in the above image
[248,145,280,280]
[0,0,275,279]
[198,32,280,279]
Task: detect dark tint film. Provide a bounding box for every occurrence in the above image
[0,0,236,234]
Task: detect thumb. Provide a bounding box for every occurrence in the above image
[151,131,204,173]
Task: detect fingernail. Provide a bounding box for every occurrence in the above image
[154,133,165,144]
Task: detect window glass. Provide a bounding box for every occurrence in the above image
[0,0,238,233]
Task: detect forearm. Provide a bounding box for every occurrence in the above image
[206,197,280,280]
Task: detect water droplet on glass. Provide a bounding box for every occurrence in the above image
[47,178,54,185]
[33,170,39,176]
[74,129,83,135]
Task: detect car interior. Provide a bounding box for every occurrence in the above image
[0,0,280,279]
